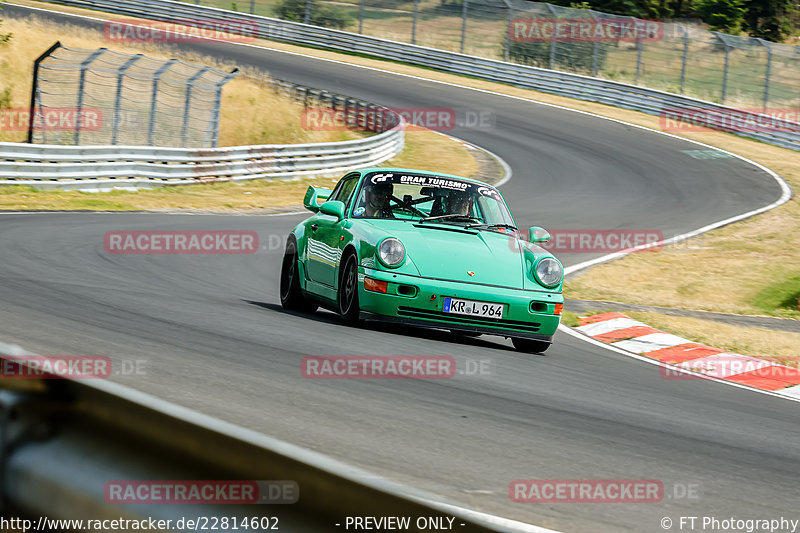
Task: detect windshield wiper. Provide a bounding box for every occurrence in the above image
[464,223,519,232]
[419,214,481,224]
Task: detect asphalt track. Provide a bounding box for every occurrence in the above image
[3,5,799,532]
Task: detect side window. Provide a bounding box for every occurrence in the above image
[329,174,354,202]
[330,175,359,209]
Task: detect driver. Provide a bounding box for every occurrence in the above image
[363,182,394,218]
[446,189,474,216]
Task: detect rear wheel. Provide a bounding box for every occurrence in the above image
[512,338,550,354]
[338,253,361,323]
[280,238,317,313]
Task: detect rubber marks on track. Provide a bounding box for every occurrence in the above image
[576,312,800,397]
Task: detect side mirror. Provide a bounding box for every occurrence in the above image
[528,226,552,243]
[319,200,346,220]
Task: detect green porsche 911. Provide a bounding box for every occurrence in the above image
[279,168,563,353]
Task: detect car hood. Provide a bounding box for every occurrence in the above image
[381,222,526,288]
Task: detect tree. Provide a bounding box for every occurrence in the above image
[273,0,351,29]
[741,0,794,40]
[695,0,745,32]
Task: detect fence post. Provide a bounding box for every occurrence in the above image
[546,3,557,69]
[304,0,312,25]
[503,0,514,62]
[74,48,107,145]
[358,0,365,33]
[181,67,211,148]
[758,39,772,112]
[678,24,688,94]
[148,59,177,146]
[460,0,468,54]
[208,69,239,148]
[589,10,599,76]
[412,0,418,45]
[111,54,143,146]
[250,0,254,14]
[714,33,731,104]
[26,41,61,144]
[635,19,643,84]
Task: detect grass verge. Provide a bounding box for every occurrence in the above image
[0,128,476,210]
[625,311,800,368]
[0,11,477,210]
[5,1,800,323]
[0,16,365,146]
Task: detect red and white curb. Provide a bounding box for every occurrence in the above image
[575,312,800,397]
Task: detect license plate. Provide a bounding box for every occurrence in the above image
[442,297,503,319]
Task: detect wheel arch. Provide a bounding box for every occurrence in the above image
[337,243,359,290]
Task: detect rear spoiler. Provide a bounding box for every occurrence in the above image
[303,186,333,213]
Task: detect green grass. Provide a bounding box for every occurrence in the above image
[752,275,800,318]
[560,310,581,327]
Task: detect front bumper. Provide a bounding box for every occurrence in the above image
[358,267,562,341]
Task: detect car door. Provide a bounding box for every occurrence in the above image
[306,174,359,287]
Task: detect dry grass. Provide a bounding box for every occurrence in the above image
[5,0,800,322]
[0,11,478,210]
[386,130,477,177]
[564,129,800,319]
[0,15,364,146]
[626,311,800,368]
[0,128,476,210]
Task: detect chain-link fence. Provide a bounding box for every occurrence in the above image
[29,42,238,146]
[178,0,800,110]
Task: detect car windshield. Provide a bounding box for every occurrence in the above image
[352,172,516,233]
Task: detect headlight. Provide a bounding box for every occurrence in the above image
[378,238,405,267]
[534,257,563,287]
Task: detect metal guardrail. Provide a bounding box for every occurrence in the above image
[42,0,800,152]
[0,342,507,532]
[1,77,404,189]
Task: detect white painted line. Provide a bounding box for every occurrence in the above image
[9,3,791,213]
[777,385,800,398]
[611,332,689,354]
[575,317,647,336]
[559,325,800,404]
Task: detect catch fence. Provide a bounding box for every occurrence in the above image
[29,42,238,147]
[181,0,800,110]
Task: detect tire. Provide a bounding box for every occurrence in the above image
[338,252,361,323]
[280,238,317,313]
[512,337,550,354]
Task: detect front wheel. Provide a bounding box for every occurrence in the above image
[280,238,317,313]
[338,253,361,323]
[512,338,550,354]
